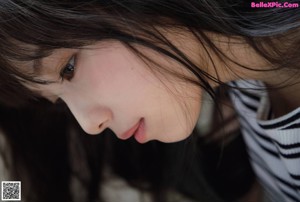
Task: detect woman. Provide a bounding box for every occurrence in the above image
[0,0,299,201]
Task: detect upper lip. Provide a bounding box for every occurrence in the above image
[119,119,141,140]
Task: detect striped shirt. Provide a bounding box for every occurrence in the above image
[228,80,300,202]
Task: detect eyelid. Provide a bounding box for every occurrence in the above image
[68,55,76,66]
[59,53,77,81]
[62,54,76,70]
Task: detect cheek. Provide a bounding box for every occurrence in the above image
[78,44,149,85]
[77,51,158,115]
[75,43,202,142]
[83,47,158,94]
[160,87,202,142]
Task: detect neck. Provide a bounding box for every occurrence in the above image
[201,32,300,117]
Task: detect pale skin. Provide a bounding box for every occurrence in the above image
[27,29,300,144]
[29,38,202,143]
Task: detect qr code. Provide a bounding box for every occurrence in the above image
[1,181,21,201]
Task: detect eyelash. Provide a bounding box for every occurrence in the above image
[60,55,76,81]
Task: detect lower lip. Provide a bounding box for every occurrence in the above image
[134,118,146,143]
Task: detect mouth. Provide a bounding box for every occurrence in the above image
[133,118,146,143]
[120,119,143,140]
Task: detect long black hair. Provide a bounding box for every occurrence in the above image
[0,0,299,106]
[0,0,299,202]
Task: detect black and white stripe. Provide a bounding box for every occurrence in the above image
[228,80,300,202]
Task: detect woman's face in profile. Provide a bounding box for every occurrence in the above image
[29,41,202,143]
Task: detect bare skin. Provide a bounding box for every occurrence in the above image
[21,28,297,202]
[26,28,299,143]
[201,31,300,118]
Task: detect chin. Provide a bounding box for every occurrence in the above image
[156,131,193,143]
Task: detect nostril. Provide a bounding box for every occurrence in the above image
[98,120,110,133]
[99,120,109,130]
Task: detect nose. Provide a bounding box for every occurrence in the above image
[63,97,113,135]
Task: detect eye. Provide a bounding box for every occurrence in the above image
[60,55,76,81]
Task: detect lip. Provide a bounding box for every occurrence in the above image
[120,119,142,140]
[133,118,146,143]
